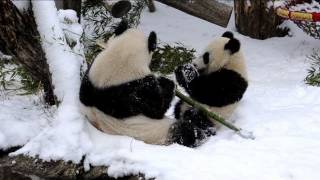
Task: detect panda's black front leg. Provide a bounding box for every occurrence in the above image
[137,76,175,119]
[183,109,216,137]
[158,76,175,110]
[175,63,199,93]
[170,108,215,147]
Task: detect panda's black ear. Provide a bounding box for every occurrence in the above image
[114,20,128,36]
[224,38,241,54]
[148,31,157,52]
[222,31,234,39]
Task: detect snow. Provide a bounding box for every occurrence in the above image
[1,1,320,180]
[12,0,30,12]
[10,1,90,162]
[0,51,12,61]
[269,0,286,8]
[270,0,320,12]
[57,9,87,73]
[0,95,52,150]
[289,1,320,13]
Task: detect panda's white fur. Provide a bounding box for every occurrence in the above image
[80,27,174,145]
[81,104,173,145]
[194,37,247,79]
[198,37,247,120]
[89,29,152,88]
[175,33,248,126]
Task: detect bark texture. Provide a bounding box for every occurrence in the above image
[156,0,233,27]
[0,0,56,105]
[145,0,156,12]
[235,0,288,39]
[0,155,147,180]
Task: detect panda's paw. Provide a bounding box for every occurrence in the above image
[183,108,216,136]
[181,63,199,82]
[170,121,203,147]
[175,63,199,88]
[170,108,216,147]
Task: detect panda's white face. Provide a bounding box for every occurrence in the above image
[193,37,236,74]
[193,32,247,79]
[194,37,234,74]
[89,27,157,88]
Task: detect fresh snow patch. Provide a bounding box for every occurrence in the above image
[0,95,52,150]
[12,0,30,12]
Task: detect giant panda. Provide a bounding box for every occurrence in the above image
[174,31,248,136]
[79,21,209,147]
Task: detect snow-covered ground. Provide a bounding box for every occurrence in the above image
[0,95,53,150]
[1,1,320,180]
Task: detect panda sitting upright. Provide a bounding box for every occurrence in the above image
[79,21,210,147]
[174,31,248,141]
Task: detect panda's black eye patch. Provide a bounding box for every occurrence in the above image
[203,52,210,64]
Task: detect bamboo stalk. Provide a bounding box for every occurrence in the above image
[175,90,255,140]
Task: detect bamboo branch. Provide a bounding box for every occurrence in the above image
[175,90,255,140]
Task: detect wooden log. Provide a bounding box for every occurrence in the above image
[234,0,288,39]
[0,0,56,105]
[156,0,233,27]
[0,155,147,180]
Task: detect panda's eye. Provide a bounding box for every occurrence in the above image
[203,52,210,64]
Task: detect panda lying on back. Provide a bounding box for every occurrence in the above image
[175,32,248,139]
[79,21,212,147]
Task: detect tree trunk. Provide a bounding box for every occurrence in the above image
[156,0,233,27]
[234,0,288,39]
[145,0,156,12]
[0,0,56,105]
